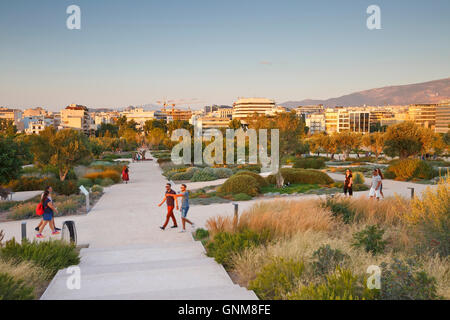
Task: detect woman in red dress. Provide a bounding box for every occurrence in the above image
[122,166,130,184]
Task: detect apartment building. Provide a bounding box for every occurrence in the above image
[435,100,450,134]
[295,105,324,119]
[325,108,370,133]
[191,116,230,130]
[305,113,326,134]
[24,118,53,135]
[232,98,276,123]
[408,104,437,130]
[23,107,47,117]
[60,104,93,134]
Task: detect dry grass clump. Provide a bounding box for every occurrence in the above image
[231,230,390,288]
[206,200,336,238]
[0,259,51,298]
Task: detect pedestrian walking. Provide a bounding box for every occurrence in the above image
[35,186,60,233]
[377,168,385,198]
[122,166,129,184]
[344,169,353,197]
[36,190,60,238]
[369,169,382,201]
[167,184,195,233]
[158,183,178,230]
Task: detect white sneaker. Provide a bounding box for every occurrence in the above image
[179,229,186,233]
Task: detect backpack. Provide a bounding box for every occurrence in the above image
[36,200,48,216]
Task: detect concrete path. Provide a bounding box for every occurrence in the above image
[2,190,42,202]
[28,156,256,300]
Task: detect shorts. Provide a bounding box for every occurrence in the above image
[181,207,189,218]
[43,212,53,221]
[369,187,381,198]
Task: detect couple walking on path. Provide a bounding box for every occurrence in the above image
[158,183,195,233]
[343,168,384,200]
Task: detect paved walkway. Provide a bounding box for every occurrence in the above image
[22,156,256,300]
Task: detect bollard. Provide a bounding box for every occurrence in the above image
[21,222,26,240]
[407,187,415,199]
[233,203,239,231]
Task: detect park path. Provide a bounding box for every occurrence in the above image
[35,156,257,300]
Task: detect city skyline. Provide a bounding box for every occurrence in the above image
[1,0,450,111]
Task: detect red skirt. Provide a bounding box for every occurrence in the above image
[122,172,129,181]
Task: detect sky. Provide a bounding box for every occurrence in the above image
[0,0,449,111]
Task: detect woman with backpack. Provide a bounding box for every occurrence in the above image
[36,190,60,238]
[35,186,61,233]
[122,165,130,184]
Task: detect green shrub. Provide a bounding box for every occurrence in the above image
[234,171,268,187]
[387,159,435,180]
[90,184,103,193]
[100,178,114,187]
[379,259,439,300]
[53,180,79,195]
[8,203,35,220]
[249,257,305,300]
[0,239,80,277]
[0,272,34,300]
[312,245,350,276]
[322,197,355,224]
[230,164,262,174]
[77,178,93,188]
[55,198,80,216]
[0,201,17,213]
[193,228,209,241]
[288,268,372,300]
[213,167,233,179]
[267,168,333,185]
[293,158,326,169]
[352,225,387,255]
[353,172,365,184]
[218,175,260,196]
[191,168,218,182]
[205,229,271,268]
[232,193,253,201]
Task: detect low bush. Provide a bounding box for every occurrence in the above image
[288,268,372,300]
[205,229,271,268]
[0,272,34,300]
[267,168,333,185]
[193,228,210,241]
[249,257,305,300]
[293,158,326,169]
[232,193,253,201]
[353,172,365,184]
[0,239,80,276]
[191,168,218,182]
[84,170,121,183]
[379,259,439,300]
[90,184,103,193]
[312,245,350,276]
[218,175,260,196]
[321,196,356,224]
[352,225,387,255]
[234,171,268,187]
[100,178,114,187]
[387,159,435,180]
[76,178,93,188]
[0,201,17,213]
[214,167,234,179]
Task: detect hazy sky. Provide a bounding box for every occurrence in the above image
[1,0,449,111]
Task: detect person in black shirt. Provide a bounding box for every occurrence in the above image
[344,169,353,197]
[158,183,179,230]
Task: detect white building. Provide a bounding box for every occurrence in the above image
[232,98,276,123]
[305,113,326,134]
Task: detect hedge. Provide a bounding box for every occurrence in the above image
[267,168,334,185]
[386,159,435,180]
[234,170,268,187]
[219,174,260,196]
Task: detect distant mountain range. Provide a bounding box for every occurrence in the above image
[280,78,450,108]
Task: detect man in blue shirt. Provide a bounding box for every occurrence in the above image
[167,184,195,233]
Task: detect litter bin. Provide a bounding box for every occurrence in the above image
[61,221,77,245]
